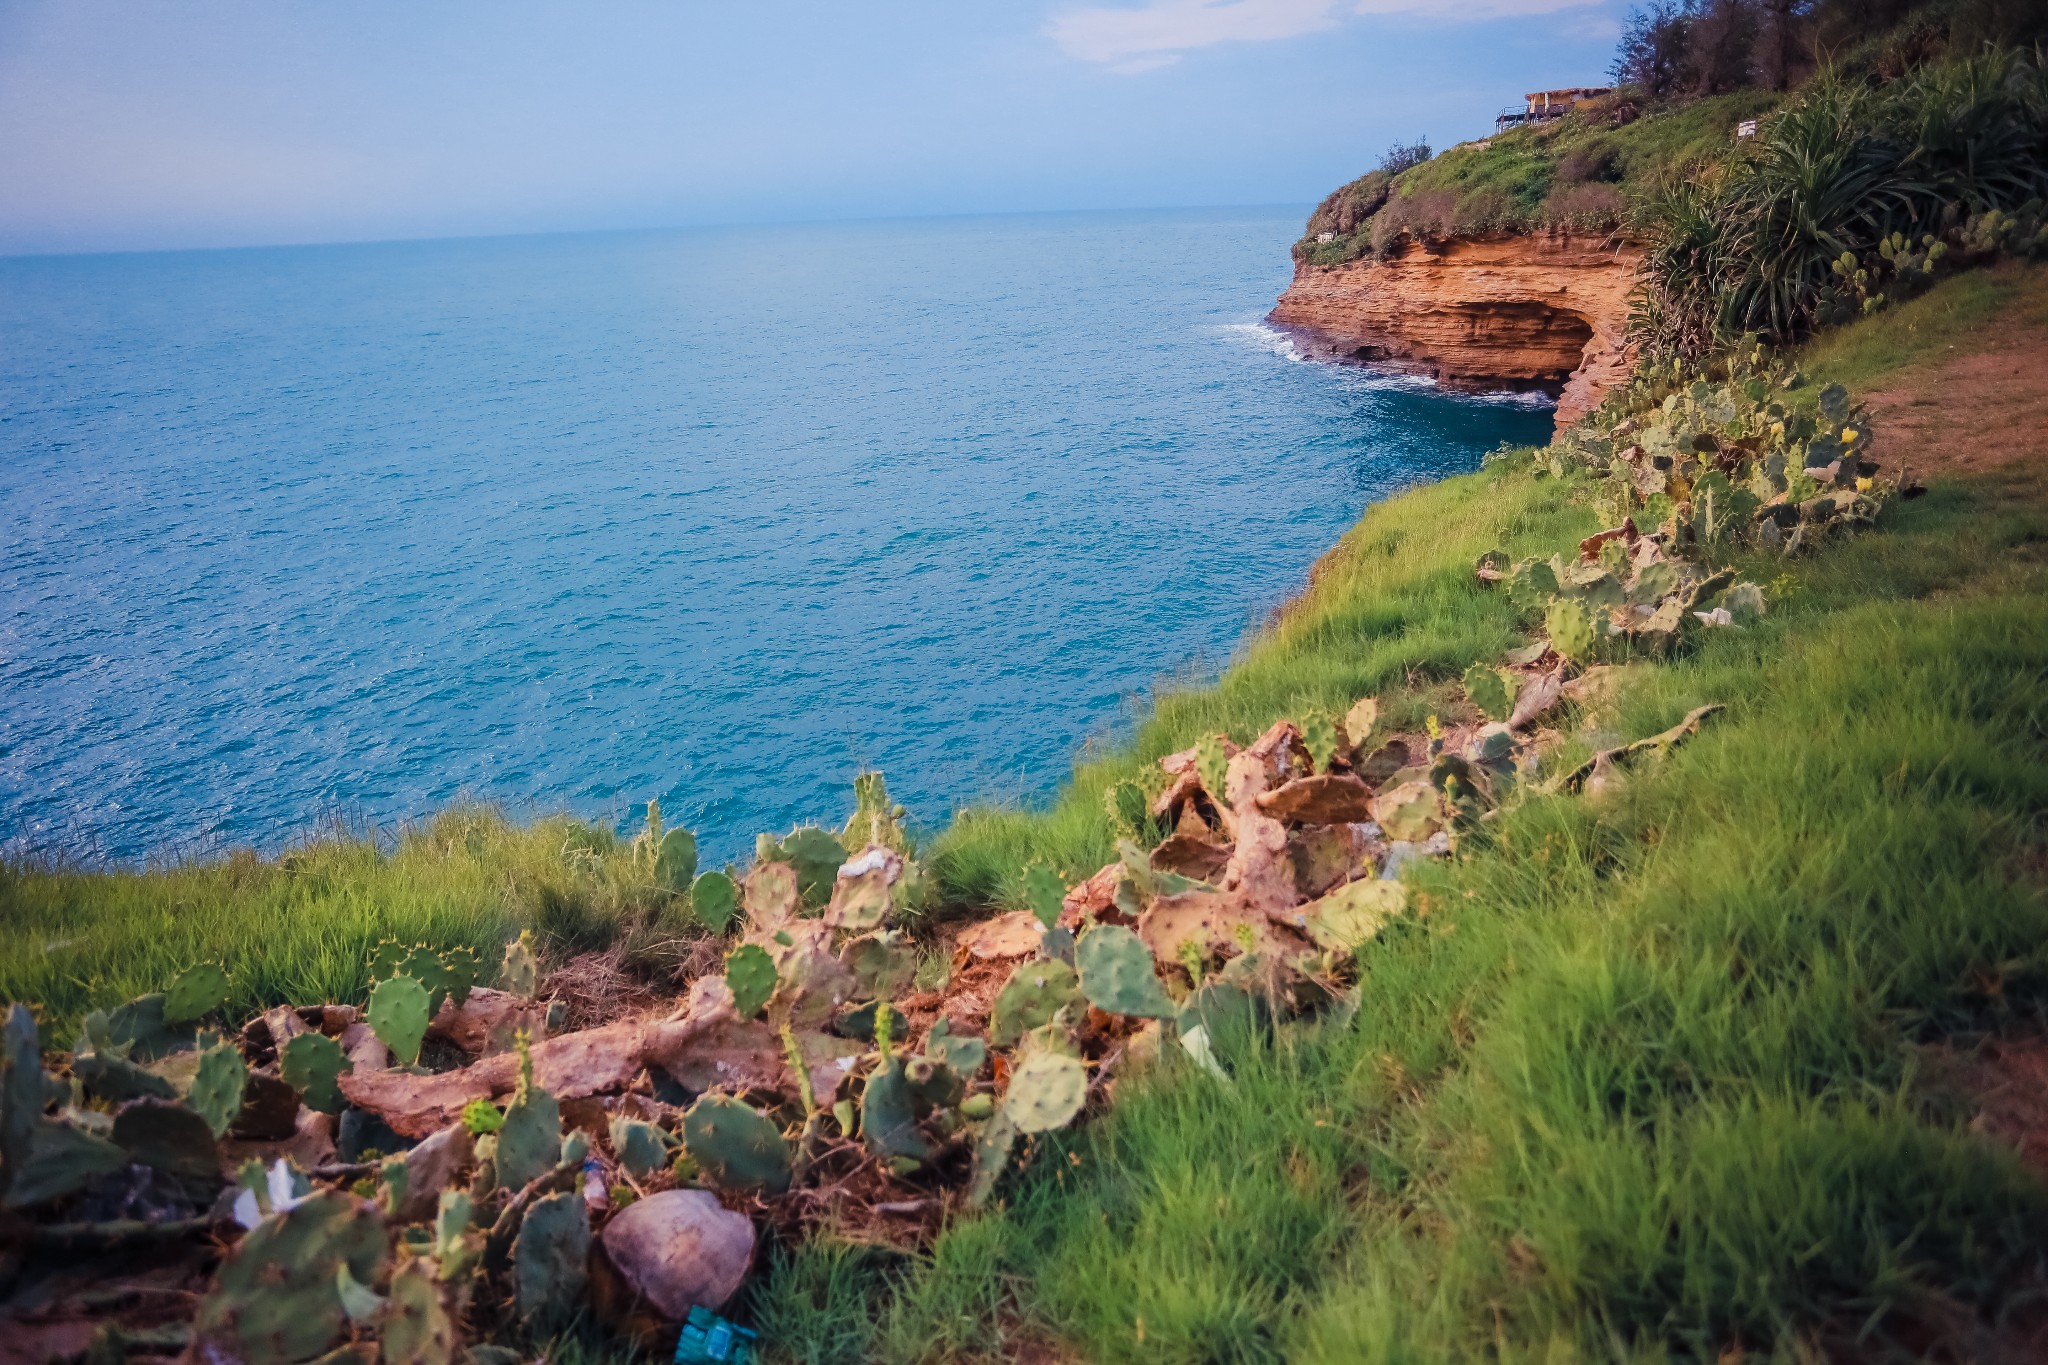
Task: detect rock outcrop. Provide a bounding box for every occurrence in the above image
[1269,231,1641,429]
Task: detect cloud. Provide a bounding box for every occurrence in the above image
[1049,0,1601,71]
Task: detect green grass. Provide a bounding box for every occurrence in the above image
[0,807,681,1038]
[1296,90,1782,267]
[742,267,2048,1361]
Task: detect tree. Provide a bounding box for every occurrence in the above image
[1613,2,1694,99]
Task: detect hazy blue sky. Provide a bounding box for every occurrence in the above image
[0,0,1628,255]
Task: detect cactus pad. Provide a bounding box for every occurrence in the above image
[1002,1049,1088,1134]
[164,962,230,1026]
[840,932,915,1000]
[369,937,408,983]
[1,1004,39,1194]
[1462,665,1515,724]
[682,1094,790,1192]
[1194,735,1230,801]
[1102,780,1151,840]
[609,1116,675,1179]
[777,827,849,907]
[440,947,481,1010]
[513,1192,590,1336]
[104,993,191,1062]
[494,1078,561,1192]
[1545,596,1599,663]
[194,1190,388,1365]
[1075,925,1177,1020]
[724,944,778,1018]
[7,1118,128,1209]
[859,1055,930,1162]
[367,973,431,1067]
[1342,696,1380,751]
[988,959,1083,1048]
[380,1259,455,1365]
[924,1018,986,1080]
[743,861,800,931]
[279,1032,350,1115]
[966,1111,1020,1209]
[187,1038,248,1138]
[1300,710,1341,772]
[1371,779,1443,844]
[654,828,699,894]
[1305,877,1406,954]
[1020,862,1067,930]
[499,931,539,998]
[691,870,740,935]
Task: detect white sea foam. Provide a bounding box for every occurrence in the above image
[1211,320,1307,362]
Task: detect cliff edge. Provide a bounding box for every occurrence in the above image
[1268,230,1641,429]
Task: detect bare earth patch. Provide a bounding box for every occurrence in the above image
[1863,316,2048,479]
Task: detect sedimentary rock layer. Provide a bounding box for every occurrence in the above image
[1269,231,1641,429]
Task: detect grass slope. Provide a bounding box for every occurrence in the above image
[750,268,2048,1362]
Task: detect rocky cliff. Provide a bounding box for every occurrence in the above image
[1268,231,1641,429]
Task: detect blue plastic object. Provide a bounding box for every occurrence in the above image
[674,1304,757,1364]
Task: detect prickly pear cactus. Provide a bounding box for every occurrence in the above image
[194,1190,388,1365]
[778,826,849,907]
[924,1018,986,1080]
[1002,1049,1088,1134]
[1371,779,1443,844]
[1102,780,1151,842]
[380,1258,455,1365]
[399,944,451,1013]
[681,1094,791,1192]
[608,1116,674,1179]
[988,959,1083,1048]
[163,962,230,1026]
[1298,710,1340,772]
[1343,696,1379,751]
[1020,862,1067,931]
[495,1045,561,1192]
[966,1111,1020,1209]
[725,943,778,1018]
[841,932,916,1000]
[691,870,740,935]
[1461,664,1515,724]
[8,1116,127,1209]
[187,1037,248,1138]
[1194,735,1230,802]
[279,1032,350,1115]
[105,992,191,1062]
[860,1055,930,1162]
[743,860,800,931]
[440,947,481,1010]
[654,827,699,894]
[500,930,539,999]
[1545,595,1599,664]
[367,973,431,1067]
[369,937,408,984]
[513,1191,590,1336]
[1075,925,1177,1020]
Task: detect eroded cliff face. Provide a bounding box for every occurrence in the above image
[1268,231,1642,430]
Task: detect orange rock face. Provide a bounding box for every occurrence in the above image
[1268,231,1642,431]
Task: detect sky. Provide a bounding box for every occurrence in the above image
[0,0,1630,256]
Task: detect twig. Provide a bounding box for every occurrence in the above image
[1550,703,1726,794]
[23,1217,215,1249]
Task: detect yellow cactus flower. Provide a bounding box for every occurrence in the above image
[1842,427,1859,443]
[1855,476,1874,492]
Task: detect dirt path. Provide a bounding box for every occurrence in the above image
[1863,311,2048,479]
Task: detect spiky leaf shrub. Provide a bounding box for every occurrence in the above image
[367,974,431,1067]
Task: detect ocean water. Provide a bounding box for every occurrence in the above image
[0,208,1551,865]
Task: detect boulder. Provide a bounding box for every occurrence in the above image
[600,1189,755,1320]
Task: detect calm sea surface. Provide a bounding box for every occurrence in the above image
[0,208,1550,864]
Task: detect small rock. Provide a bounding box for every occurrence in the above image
[600,1189,755,1319]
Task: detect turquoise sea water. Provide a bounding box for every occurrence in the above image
[0,208,1551,864]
